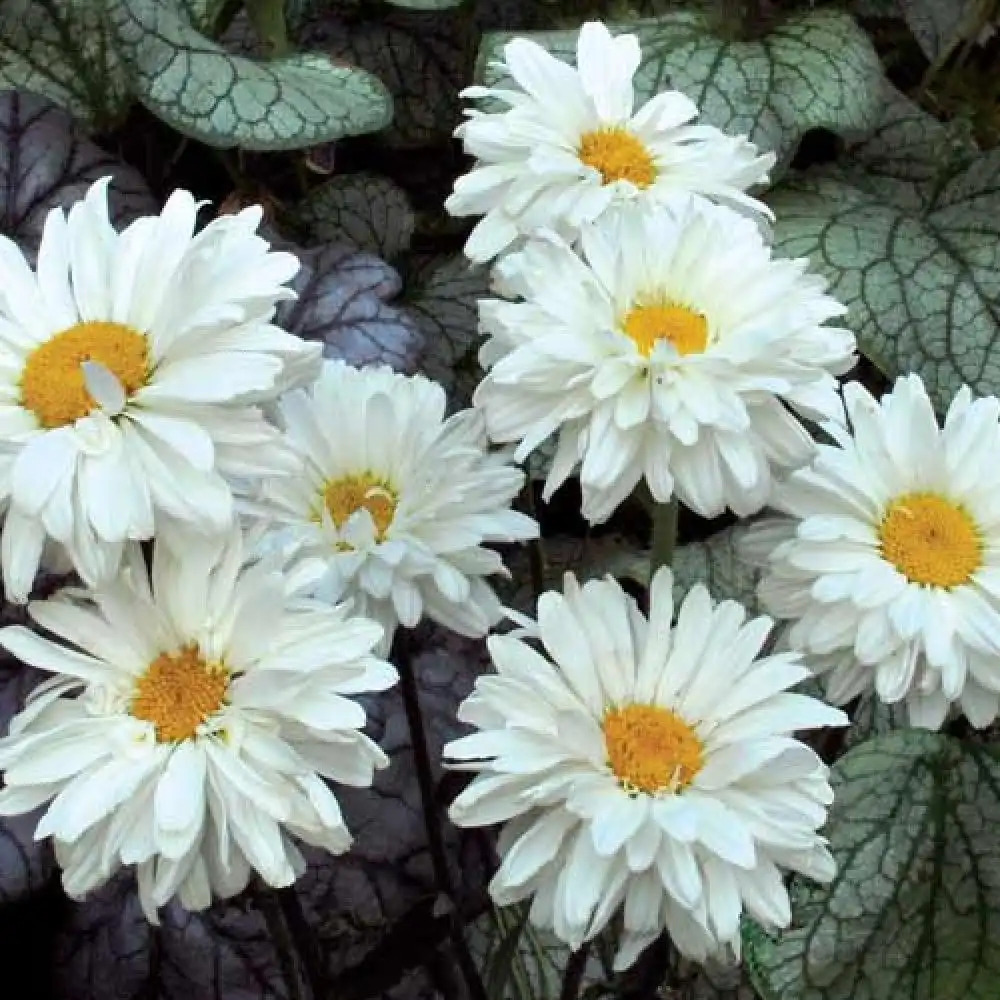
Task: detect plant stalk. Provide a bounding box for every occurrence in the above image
[649,498,679,581]
[393,629,489,1000]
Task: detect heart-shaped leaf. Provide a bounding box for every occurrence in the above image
[0,0,131,128]
[0,92,156,262]
[295,173,415,260]
[768,91,1000,413]
[477,8,887,173]
[278,243,424,372]
[406,254,490,404]
[108,0,393,150]
[745,730,1000,1000]
[301,6,468,147]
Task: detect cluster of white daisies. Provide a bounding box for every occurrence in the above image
[0,17,996,975]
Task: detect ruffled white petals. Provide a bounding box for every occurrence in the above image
[0,523,394,918]
[445,570,842,968]
[0,177,309,600]
[751,374,1000,730]
[474,199,854,524]
[447,20,775,262]
[239,360,537,644]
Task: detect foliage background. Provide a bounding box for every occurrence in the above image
[0,0,998,997]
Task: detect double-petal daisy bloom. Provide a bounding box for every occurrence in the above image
[445,20,775,263]
[0,526,396,919]
[445,569,845,967]
[745,375,1000,730]
[474,199,855,523]
[0,177,320,601]
[241,361,538,649]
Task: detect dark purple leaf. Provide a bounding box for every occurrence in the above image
[0,91,156,262]
[0,650,54,903]
[53,877,292,1000]
[406,254,490,407]
[295,173,415,261]
[279,243,424,373]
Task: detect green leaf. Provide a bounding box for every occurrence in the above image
[768,91,1000,412]
[107,0,393,150]
[302,6,467,147]
[407,254,490,405]
[0,0,131,128]
[672,525,762,613]
[898,0,989,60]
[178,0,229,35]
[477,8,887,173]
[843,692,909,750]
[295,173,415,260]
[745,730,1000,1000]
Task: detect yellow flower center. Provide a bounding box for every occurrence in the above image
[602,703,704,794]
[131,644,229,743]
[621,303,709,358]
[578,127,657,188]
[878,491,982,588]
[20,321,150,428]
[320,472,398,540]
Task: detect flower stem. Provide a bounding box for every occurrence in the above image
[393,629,489,1000]
[559,942,591,1000]
[649,498,679,581]
[255,884,306,1000]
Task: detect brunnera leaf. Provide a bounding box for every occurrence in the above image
[745,730,1000,1000]
[107,0,393,150]
[476,8,888,176]
[406,254,490,405]
[294,173,415,261]
[0,92,156,262]
[278,243,424,373]
[300,5,469,148]
[768,91,1000,413]
[0,0,131,129]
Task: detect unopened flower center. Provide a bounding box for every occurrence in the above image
[321,472,398,540]
[878,491,982,588]
[602,703,703,794]
[621,303,709,358]
[20,321,150,428]
[578,127,657,188]
[131,644,229,743]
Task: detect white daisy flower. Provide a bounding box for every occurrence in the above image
[444,569,845,968]
[473,198,855,524]
[445,20,775,263]
[745,374,1000,731]
[0,177,321,602]
[0,524,396,919]
[240,360,538,649]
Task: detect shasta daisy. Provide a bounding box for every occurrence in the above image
[0,177,320,601]
[474,198,855,523]
[445,569,845,967]
[0,524,395,919]
[445,20,775,262]
[240,360,538,648]
[746,374,1000,730]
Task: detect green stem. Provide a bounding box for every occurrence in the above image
[649,498,679,581]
